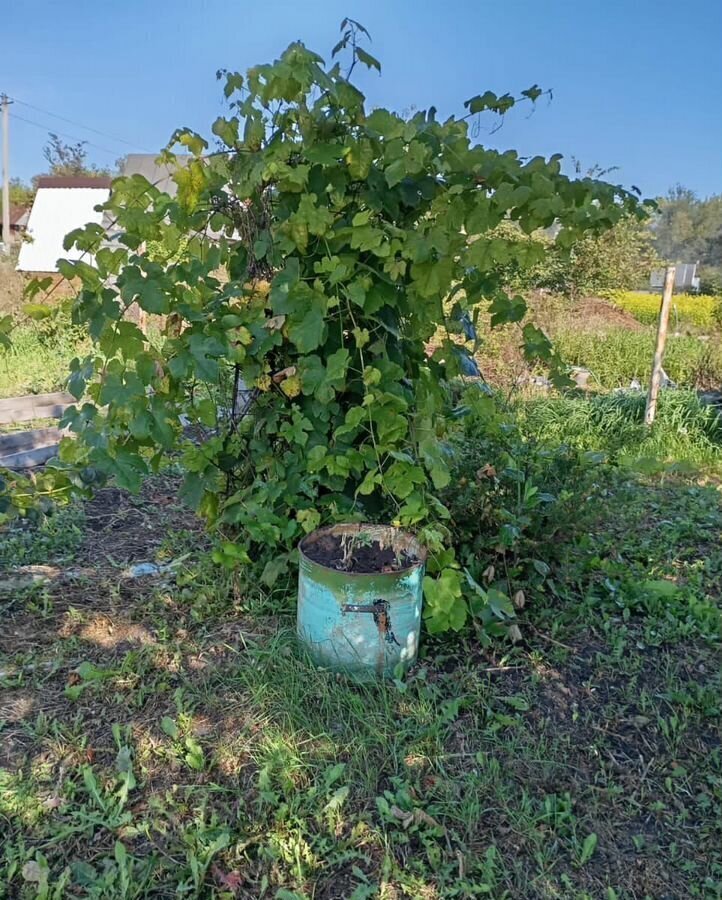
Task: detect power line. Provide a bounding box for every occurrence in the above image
[9,95,153,152]
[9,111,125,158]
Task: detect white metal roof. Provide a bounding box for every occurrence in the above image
[16,186,111,273]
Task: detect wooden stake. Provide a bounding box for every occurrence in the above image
[644,265,676,427]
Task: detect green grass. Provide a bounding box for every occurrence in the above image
[610,291,721,329]
[0,502,85,569]
[1,323,721,896]
[1,435,721,897]
[520,389,722,472]
[0,324,87,399]
[556,326,722,389]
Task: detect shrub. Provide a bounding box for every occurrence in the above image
[6,24,646,634]
[494,215,658,300]
[699,266,722,298]
[445,398,592,630]
[610,291,721,329]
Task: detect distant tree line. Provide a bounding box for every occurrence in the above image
[652,186,722,293]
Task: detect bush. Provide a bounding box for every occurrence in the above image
[610,291,721,329]
[444,396,592,626]
[23,26,644,635]
[699,266,722,298]
[495,215,658,300]
[443,388,722,624]
[555,326,722,389]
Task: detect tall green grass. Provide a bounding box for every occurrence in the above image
[519,389,722,471]
[556,327,722,389]
[0,324,87,399]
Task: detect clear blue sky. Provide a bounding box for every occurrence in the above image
[4,0,721,199]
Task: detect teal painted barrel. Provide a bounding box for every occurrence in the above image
[297,523,426,679]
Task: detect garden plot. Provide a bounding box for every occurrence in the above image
[1,467,720,898]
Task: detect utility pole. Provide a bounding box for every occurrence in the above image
[1,93,11,252]
[644,265,676,427]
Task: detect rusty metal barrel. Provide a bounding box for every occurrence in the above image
[297,523,426,679]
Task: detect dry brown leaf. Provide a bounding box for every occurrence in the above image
[265,314,286,332]
[21,862,42,883]
[508,624,523,643]
[476,463,497,479]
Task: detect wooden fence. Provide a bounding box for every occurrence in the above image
[0,391,74,469]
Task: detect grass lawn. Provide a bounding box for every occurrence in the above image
[1,458,720,898]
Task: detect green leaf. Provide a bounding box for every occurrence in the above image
[366,109,405,140]
[641,579,678,598]
[579,833,598,865]
[184,736,205,770]
[489,293,527,327]
[346,139,374,180]
[293,193,334,236]
[270,259,300,314]
[22,303,53,320]
[522,323,553,360]
[287,305,326,353]
[385,158,407,188]
[173,129,208,156]
[326,347,350,385]
[521,84,543,102]
[464,91,499,114]
[119,267,168,314]
[356,47,381,72]
[211,116,239,147]
[411,258,454,298]
[261,554,290,586]
[305,142,344,165]
[423,569,466,633]
[161,716,179,738]
[324,785,350,812]
[384,461,426,500]
[502,694,530,712]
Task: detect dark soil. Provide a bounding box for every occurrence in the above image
[304,532,417,574]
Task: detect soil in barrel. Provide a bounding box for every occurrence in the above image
[304,533,417,574]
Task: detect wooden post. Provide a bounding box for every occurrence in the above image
[644,265,676,427]
[1,94,11,251]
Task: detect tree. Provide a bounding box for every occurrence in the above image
[653,185,722,266]
[16,23,645,633]
[493,214,658,299]
[0,177,35,224]
[8,177,34,207]
[41,133,111,178]
[559,214,659,298]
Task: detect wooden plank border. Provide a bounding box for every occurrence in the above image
[0,392,75,425]
[0,444,61,469]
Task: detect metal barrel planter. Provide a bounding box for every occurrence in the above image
[297,523,427,679]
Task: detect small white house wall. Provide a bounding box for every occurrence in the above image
[17,187,110,273]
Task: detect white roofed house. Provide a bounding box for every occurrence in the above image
[16,175,112,273]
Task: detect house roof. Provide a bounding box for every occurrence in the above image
[119,154,190,196]
[8,206,29,227]
[16,184,111,273]
[35,175,113,190]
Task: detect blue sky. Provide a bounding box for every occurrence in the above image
[4,0,721,199]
